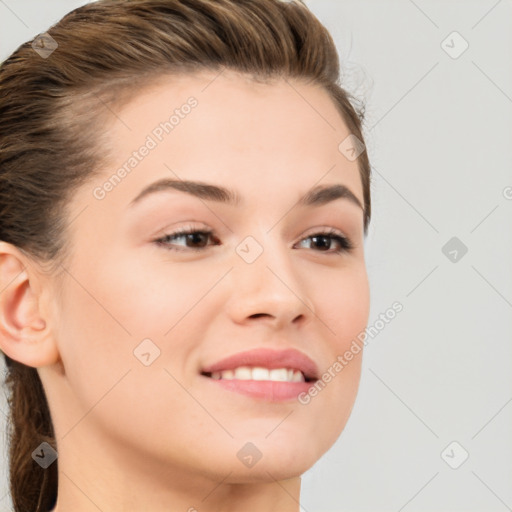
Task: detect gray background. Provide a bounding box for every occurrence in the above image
[1,1,511,511]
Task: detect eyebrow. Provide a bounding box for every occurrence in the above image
[129,178,364,211]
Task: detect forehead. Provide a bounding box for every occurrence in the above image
[83,70,364,212]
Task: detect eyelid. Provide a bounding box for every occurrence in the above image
[300,225,348,239]
[151,221,211,239]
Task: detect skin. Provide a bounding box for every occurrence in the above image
[0,69,370,512]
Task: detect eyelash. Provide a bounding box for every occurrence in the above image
[154,225,354,255]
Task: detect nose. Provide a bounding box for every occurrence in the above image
[226,238,315,331]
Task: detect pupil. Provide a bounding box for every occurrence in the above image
[189,233,208,247]
[313,235,329,251]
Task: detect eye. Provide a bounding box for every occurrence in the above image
[154,226,218,252]
[294,228,353,254]
[153,226,354,254]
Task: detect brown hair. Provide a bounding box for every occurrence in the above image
[0,1,372,510]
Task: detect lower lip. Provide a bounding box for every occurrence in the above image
[205,377,315,401]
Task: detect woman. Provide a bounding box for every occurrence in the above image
[0,0,372,510]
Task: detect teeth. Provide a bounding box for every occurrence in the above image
[251,367,270,380]
[269,368,289,381]
[210,366,305,382]
[234,366,252,380]
[292,370,304,382]
[220,369,233,380]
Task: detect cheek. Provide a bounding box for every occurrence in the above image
[101,253,221,335]
[52,259,207,446]
[309,264,369,422]
[63,249,214,342]
[316,263,370,351]
[54,250,221,396]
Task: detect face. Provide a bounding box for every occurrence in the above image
[41,70,370,486]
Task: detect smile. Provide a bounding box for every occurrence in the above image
[206,366,306,382]
[201,348,319,401]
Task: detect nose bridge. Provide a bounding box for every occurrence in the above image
[228,228,315,326]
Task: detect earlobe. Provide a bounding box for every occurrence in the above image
[0,242,59,368]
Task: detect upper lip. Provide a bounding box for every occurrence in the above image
[201,348,319,381]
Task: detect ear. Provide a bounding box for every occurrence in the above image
[0,241,60,368]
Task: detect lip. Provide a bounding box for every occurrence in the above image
[200,348,319,402]
[201,348,319,381]
[206,379,314,401]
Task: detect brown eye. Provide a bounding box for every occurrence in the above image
[155,229,218,252]
[295,231,353,254]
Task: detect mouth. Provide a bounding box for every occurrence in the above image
[200,348,319,402]
[202,367,314,383]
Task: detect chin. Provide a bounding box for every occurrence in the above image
[224,457,314,484]
[217,432,334,483]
